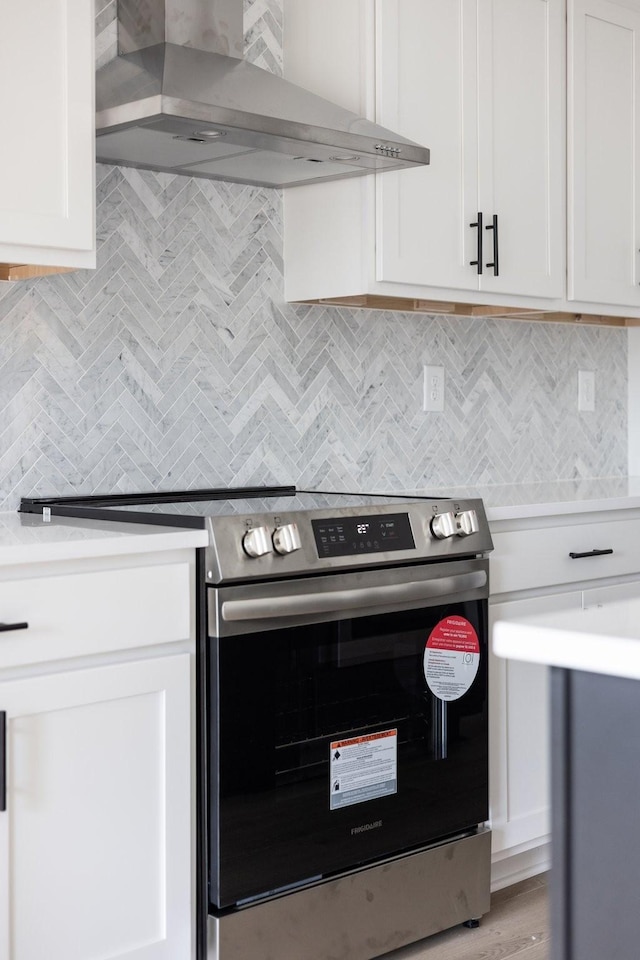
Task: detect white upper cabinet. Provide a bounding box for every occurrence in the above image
[478,0,564,298]
[568,0,640,307]
[284,0,564,308]
[376,0,564,299]
[374,0,478,292]
[0,0,96,278]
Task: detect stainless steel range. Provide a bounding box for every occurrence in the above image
[21,486,494,960]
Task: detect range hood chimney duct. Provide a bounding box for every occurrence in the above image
[118,0,244,58]
[96,0,430,188]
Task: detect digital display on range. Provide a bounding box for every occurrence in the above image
[312,513,415,558]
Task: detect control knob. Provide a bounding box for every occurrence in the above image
[456,509,479,537]
[431,510,480,539]
[273,522,302,556]
[242,526,272,558]
[430,511,457,540]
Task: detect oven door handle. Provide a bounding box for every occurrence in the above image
[221,570,487,622]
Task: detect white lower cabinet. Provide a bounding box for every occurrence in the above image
[490,592,578,858]
[489,510,640,883]
[0,551,195,960]
[0,656,191,960]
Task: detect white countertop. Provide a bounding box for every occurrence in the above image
[0,511,209,566]
[493,582,640,680]
[4,476,640,564]
[395,477,640,521]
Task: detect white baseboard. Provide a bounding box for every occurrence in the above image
[491,842,551,891]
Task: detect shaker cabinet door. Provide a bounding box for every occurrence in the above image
[0,655,191,960]
[376,0,479,291]
[376,0,564,299]
[478,0,564,299]
[568,0,640,307]
[0,0,95,271]
[489,595,566,855]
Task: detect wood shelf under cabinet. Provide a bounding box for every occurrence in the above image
[299,295,640,328]
[0,263,76,282]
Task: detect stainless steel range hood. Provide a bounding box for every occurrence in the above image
[96,0,430,188]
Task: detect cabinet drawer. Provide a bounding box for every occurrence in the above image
[491,518,640,595]
[0,562,191,669]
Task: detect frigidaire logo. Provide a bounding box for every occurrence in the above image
[351,820,383,836]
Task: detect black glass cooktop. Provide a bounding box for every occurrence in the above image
[19,485,443,529]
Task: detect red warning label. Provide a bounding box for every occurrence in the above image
[424,616,480,701]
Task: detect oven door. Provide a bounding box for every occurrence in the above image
[207,558,489,910]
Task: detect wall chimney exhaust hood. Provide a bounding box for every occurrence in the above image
[96,0,430,189]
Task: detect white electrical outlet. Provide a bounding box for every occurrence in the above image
[578,370,595,412]
[423,365,445,412]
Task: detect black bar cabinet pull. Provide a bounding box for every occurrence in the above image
[0,622,28,633]
[569,549,614,559]
[486,214,499,275]
[0,711,6,813]
[469,212,483,274]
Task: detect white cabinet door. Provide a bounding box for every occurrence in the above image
[376,0,479,291]
[568,0,640,306]
[489,594,582,855]
[376,0,563,299]
[478,0,564,298]
[0,0,95,271]
[0,654,191,960]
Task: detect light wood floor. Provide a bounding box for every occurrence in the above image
[386,874,550,960]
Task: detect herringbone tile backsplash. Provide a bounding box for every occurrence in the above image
[0,1,627,511]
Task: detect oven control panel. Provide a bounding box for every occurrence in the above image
[206,496,493,582]
[312,513,415,558]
